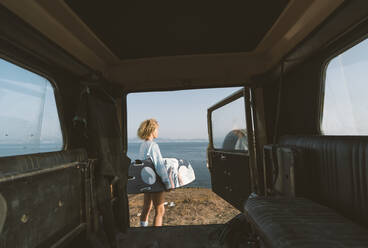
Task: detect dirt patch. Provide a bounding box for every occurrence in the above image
[129,188,240,227]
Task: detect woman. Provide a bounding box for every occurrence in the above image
[137,119,173,227]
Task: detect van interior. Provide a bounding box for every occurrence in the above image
[0,0,368,247]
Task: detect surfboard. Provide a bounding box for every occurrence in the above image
[127,158,196,194]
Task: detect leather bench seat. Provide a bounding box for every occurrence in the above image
[279,135,368,227]
[244,196,368,248]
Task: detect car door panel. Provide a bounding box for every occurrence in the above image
[207,88,254,211]
[0,149,88,247]
[209,150,251,211]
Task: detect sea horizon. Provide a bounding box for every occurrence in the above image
[0,141,213,189]
[127,141,211,188]
[128,138,209,143]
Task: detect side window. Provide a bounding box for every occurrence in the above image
[212,96,247,151]
[321,38,368,135]
[0,58,64,157]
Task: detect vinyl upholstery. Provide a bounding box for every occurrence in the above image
[279,135,368,227]
[245,197,368,248]
[244,135,368,247]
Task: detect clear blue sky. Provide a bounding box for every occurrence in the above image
[0,58,62,145]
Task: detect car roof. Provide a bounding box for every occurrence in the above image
[0,0,344,91]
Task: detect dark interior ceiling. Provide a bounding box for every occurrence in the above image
[65,0,289,60]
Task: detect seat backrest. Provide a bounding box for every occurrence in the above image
[279,135,368,227]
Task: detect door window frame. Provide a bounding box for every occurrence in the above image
[0,55,67,153]
[318,31,368,135]
[207,88,248,154]
[207,87,259,193]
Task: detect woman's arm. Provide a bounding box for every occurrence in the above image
[167,167,175,189]
[150,143,173,189]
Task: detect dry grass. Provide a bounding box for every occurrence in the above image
[129,188,240,227]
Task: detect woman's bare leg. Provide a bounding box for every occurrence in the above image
[140,193,153,223]
[152,192,165,226]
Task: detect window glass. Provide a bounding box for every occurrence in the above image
[322,38,368,135]
[212,97,247,151]
[0,58,63,157]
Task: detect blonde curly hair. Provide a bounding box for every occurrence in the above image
[137,118,159,140]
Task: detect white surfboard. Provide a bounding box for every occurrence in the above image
[128,158,196,194]
[164,158,196,188]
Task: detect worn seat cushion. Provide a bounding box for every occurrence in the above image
[244,197,368,248]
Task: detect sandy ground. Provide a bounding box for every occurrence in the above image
[129,188,240,227]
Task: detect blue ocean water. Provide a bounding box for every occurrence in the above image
[0,143,63,157]
[127,142,211,188]
[0,142,212,188]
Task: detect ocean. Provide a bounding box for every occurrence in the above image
[0,143,63,157]
[0,142,212,188]
[127,142,211,188]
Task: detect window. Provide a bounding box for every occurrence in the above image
[212,96,247,151]
[0,58,63,157]
[321,38,368,135]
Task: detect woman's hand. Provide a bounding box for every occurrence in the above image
[167,167,175,189]
[163,167,175,192]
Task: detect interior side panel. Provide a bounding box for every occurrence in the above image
[0,149,86,175]
[262,57,322,140]
[1,168,81,247]
[278,58,322,136]
[209,151,251,211]
[0,149,88,247]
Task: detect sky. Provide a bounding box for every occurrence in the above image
[127,87,243,141]
[321,37,368,135]
[1,37,368,147]
[0,59,63,145]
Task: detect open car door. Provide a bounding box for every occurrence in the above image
[207,88,255,211]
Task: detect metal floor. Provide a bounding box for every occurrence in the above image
[118,224,225,248]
